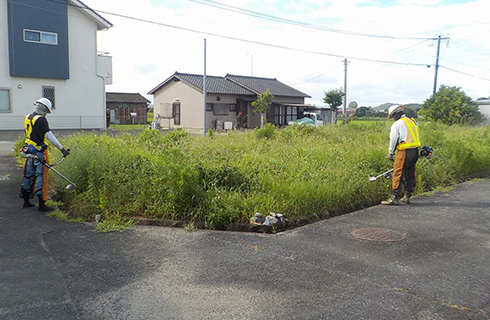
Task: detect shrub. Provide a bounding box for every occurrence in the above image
[37,123,490,230]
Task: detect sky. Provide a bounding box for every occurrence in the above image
[81,0,490,108]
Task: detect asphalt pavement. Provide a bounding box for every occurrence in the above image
[1,137,489,320]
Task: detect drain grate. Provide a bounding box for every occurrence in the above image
[351,228,407,242]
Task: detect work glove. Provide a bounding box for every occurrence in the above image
[386,153,395,161]
[61,148,70,157]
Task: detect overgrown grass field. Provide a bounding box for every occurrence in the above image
[37,122,490,229]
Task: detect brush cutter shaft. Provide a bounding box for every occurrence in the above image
[374,169,393,179]
[42,162,76,186]
[34,155,77,187]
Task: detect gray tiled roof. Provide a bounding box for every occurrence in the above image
[106,92,151,104]
[148,72,310,98]
[226,74,311,98]
[177,73,254,95]
[148,72,253,96]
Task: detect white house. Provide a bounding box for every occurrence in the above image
[149,72,311,132]
[0,0,112,130]
[476,99,490,124]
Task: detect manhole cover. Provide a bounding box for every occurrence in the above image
[351,228,407,242]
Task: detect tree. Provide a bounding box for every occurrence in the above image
[418,85,484,125]
[404,107,418,119]
[323,88,344,124]
[252,89,274,128]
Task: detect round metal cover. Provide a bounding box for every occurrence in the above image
[351,228,407,242]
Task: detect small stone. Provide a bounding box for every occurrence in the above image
[263,216,278,226]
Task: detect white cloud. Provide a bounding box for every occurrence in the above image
[83,0,490,106]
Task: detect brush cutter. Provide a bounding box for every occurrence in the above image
[369,169,393,182]
[39,157,77,190]
[20,145,76,190]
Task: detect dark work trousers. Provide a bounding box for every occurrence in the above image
[392,148,419,197]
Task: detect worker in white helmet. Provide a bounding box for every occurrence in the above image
[20,98,70,211]
[381,105,421,205]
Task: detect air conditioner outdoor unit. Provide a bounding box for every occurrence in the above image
[224,121,233,130]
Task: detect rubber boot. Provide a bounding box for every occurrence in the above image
[22,190,35,208]
[400,192,411,204]
[38,195,54,212]
[381,194,399,205]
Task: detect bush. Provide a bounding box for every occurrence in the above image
[40,123,490,230]
[255,123,276,139]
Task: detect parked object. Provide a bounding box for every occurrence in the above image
[288,112,323,126]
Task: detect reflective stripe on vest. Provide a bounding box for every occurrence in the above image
[24,114,45,150]
[397,117,421,150]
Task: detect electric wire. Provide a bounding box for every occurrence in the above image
[188,0,430,40]
[15,0,490,82]
[54,1,432,67]
[441,57,490,72]
[439,66,490,82]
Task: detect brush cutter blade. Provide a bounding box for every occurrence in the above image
[65,184,76,191]
[369,176,377,182]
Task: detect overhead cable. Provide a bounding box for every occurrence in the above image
[73,6,432,67]
[188,0,430,40]
[440,66,490,82]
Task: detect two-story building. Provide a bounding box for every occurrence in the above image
[0,0,112,130]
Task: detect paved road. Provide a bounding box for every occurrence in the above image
[1,139,489,320]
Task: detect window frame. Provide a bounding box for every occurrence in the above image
[23,29,58,45]
[212,103,229,116]
[172,102,181,125]
[42,86,55,110]
[0,88,11,113]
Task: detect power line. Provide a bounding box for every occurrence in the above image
[55,1,431,67]
[188,0,430,40]
[393,39,430,54]
[440,66,490,82]
[441,57,490,72]
[31,0,490,83]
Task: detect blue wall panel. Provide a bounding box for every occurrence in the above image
[8,0,69,79]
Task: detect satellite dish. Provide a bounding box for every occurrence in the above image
[348,101,358,108]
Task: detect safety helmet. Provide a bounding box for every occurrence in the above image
[420,146,433,159]
[35,98,52,113]
[388,104,405,119]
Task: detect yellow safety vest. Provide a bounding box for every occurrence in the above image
[24,114,46,150]
[397,117,421,150]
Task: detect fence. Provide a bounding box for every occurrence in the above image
[0,116,105,130]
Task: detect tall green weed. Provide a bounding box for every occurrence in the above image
[47,122,490,229]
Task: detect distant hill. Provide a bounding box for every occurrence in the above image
[371,103,422,112]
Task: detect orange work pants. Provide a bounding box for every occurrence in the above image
[392,148,419,197]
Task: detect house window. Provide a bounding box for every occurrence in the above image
[213,104,229,115]
[229,104,237,112]
[206,103,213,111]
[286,106,297,122]
[0,88,11,112]
[42,86,55,110]
[24,29,58,45]
[172,102,181,125]
[274,106,285,125]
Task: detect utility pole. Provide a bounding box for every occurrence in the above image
[432,35,450,95]
[342,58,349,123]
[247,53,254,76]
[203,39,207,135]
